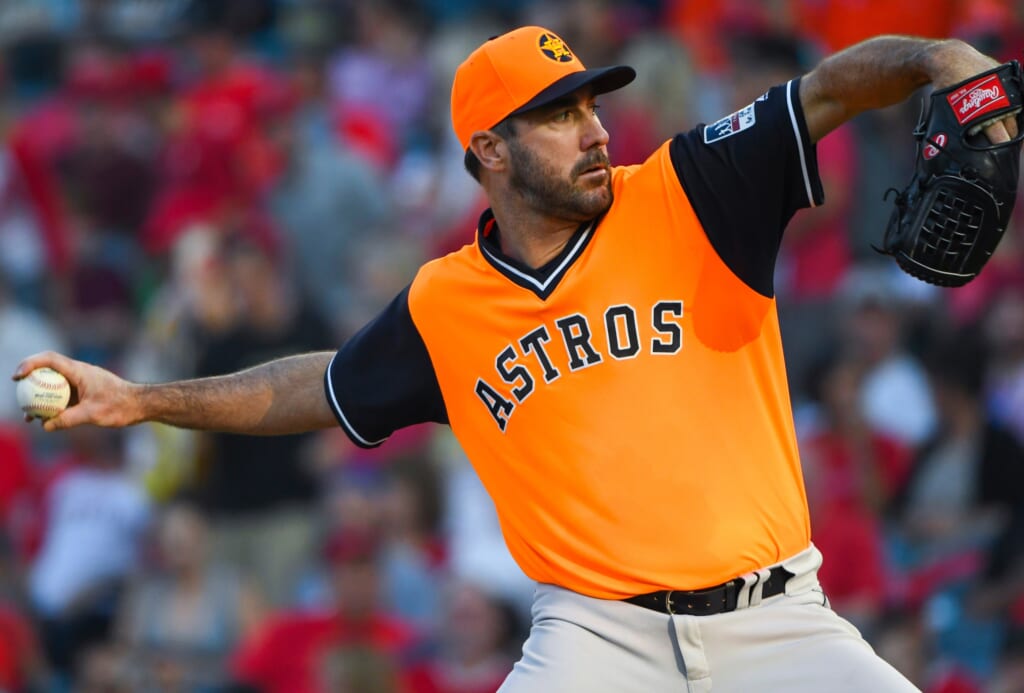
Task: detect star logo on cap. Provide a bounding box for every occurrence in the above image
[538,32,574,63]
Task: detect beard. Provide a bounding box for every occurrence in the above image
[507,141,613,221]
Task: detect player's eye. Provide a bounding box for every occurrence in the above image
[553,109,572,122]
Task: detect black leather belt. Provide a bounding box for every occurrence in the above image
[623,566,795,616]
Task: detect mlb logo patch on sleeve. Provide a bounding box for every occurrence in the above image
[704,104,756,144]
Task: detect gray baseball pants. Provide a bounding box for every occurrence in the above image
[499,544,919,692]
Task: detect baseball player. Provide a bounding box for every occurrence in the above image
[14,26,1020,692]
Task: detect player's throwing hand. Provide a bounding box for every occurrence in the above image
[12,351,140,432]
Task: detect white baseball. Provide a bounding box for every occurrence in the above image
[16,367,71,420]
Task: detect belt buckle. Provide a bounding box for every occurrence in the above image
[664,590,676,615]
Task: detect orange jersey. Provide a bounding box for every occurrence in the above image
[326,79,823,598]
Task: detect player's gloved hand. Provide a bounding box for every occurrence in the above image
[878,60,1024,286]
[12,351,141,431]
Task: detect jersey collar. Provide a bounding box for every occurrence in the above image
[476,209,598,300]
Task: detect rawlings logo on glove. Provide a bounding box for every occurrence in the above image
[879,61,1024,287]
[950,75,1009,125]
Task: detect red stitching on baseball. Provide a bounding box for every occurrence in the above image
[29,372,67,391]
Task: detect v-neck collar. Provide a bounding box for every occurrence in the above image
[476,209,599,300]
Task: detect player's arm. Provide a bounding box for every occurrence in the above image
[800,36,1017,143]
[12,350,338,434]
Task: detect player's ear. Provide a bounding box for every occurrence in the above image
[469,130,509,174]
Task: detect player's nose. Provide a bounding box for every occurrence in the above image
[582,115,610,151]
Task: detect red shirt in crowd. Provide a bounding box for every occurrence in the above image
[231,609,434,693]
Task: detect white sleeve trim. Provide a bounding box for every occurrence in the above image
[785,79,817,209]
[325,352,389,448]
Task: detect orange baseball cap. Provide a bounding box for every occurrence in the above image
[451,26,636,150]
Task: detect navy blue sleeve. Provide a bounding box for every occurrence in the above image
[324,286,448,448]
[669,77,824,297]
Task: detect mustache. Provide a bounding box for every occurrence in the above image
[571,151,611,178]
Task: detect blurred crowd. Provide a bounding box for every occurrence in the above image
[0,0,1023,691]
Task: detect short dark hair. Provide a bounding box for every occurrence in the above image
[463,118,518,182]
[923,329,988,398]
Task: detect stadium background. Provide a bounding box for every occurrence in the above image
[0,0,1023,691]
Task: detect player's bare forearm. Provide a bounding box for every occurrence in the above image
[13,350,337,434]
[138,352,337,435]
[800,36,1005,142]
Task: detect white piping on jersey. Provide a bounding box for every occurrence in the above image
[479,221,595,292]
[325,352,389,447]
[785,79,817,209]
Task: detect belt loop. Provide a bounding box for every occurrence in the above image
[735,571,758,609]
[747,568,772,607]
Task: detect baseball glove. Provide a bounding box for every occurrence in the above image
[879,61,1024,287]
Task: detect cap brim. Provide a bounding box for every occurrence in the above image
[509,65,636,117]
